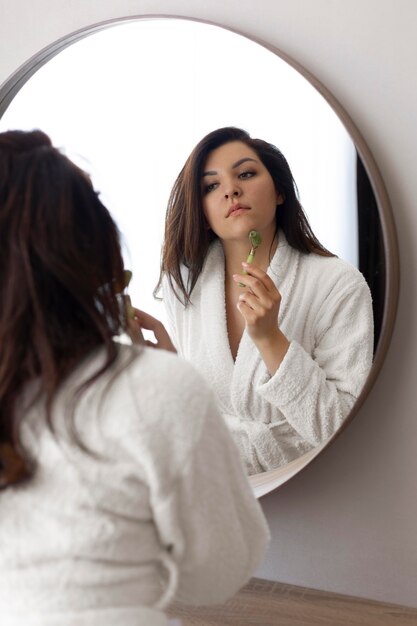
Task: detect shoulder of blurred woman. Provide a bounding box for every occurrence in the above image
[15,343,224,496]
[89,344,217,459]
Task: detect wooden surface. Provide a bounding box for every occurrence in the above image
[168,578,417,626]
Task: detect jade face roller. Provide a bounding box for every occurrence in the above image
[238,230,262,286]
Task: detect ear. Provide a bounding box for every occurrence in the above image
[276,192,285,205]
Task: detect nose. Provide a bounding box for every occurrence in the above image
[224,188,240,200]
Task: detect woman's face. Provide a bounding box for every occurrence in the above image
[201,140,283,244]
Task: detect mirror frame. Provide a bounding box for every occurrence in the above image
[0,14,400,496]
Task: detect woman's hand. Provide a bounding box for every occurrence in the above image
[129,308,177,353]
[233,262,281,341]
[233,262,289,375]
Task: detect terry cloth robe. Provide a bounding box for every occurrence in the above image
[162,234,374,475]
[0,346,269,626]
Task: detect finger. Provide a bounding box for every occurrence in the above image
[153,323,171,345]
[238,293,277,321]
[242,262,277,291]
[238,291,265,313]
[131,308,163,331]
[130,307,176,352]
[237,300,257,325]
[151,324,177,353]
[234,273,273,301]
[233,272,263,294]
[127,319,146,345]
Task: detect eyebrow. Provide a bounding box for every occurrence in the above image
[202,157,258,177]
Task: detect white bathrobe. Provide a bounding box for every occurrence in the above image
[163,234,374,475]
[0,346,269,625]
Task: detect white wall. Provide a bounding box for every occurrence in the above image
[1,0,415,609]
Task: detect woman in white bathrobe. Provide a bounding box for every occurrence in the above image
[147,127,374,475]
[0,130,269,625]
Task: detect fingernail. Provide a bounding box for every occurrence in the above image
[242,261,249,267]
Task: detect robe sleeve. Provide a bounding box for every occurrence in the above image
[152,390,270,606]
[124,351,269,607]
[255,275,374,445]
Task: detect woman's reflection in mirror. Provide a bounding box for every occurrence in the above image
[0,129,269,624]
[141,127,374,475]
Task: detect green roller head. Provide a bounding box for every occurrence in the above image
[249,230,262,248]
[113,270,132,295]
[123,270,133,289]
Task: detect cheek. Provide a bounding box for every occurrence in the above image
[202,203,215,230]
[266,183,281,206]
[258,183,278,208]
[202,199,210,221]
[253,177,274,200]
[202,197,218,222]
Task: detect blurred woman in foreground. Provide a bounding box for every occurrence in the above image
[0,130,268,626]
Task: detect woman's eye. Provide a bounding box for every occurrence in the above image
[239,170,255,180]
[204,182,219,194]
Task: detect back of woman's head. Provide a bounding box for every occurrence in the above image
[0,130,125,488]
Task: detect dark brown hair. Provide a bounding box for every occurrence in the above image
[156,126,333,304]
[0,130,127,489]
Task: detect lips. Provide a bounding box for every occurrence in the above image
[227,203,250,217]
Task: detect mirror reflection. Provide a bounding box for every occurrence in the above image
[0,18,383,475]
[155,126,374,474]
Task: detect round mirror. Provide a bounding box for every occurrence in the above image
[0,17,398,496]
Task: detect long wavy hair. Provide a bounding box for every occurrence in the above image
[0,130,127,489]
[156,126,333,304]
